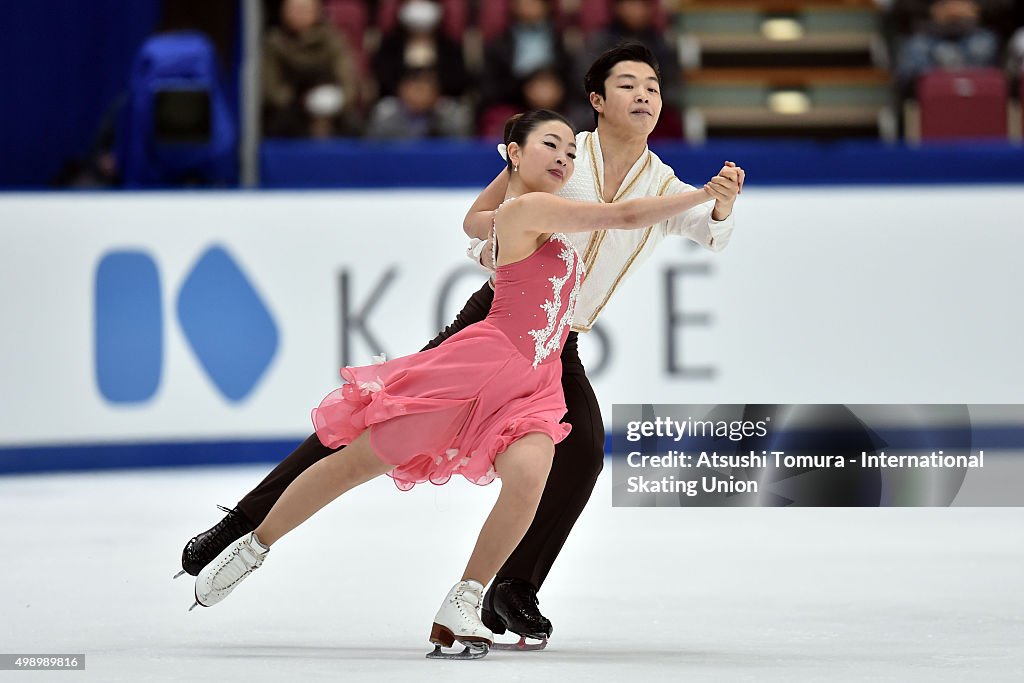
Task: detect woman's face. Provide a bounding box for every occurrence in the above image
[510,120,576,194]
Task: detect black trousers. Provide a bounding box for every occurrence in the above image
[236,282,605,590]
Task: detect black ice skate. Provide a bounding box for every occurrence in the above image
[481,578,552,651]
[173,505,255,579]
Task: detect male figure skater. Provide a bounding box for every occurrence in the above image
[178,42,743,646]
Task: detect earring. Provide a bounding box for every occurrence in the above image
[513,164,518,173]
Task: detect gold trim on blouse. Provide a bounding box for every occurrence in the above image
[572,175,675,331]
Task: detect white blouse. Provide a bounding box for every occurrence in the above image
[470,129,735,333]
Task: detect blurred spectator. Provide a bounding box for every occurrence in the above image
[1010,26,1024,77]
[373,0,470,98]
[576,0,681,108]
[521,67,568,112]
[263,0,362,137]
[889,0,1014,38]
[53,96,125,188]
[478,67,591,137]
[479,0,573,110]
[365,67,473,138]
[894,0,1001,96]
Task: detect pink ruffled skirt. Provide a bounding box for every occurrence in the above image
[311,321,571,490]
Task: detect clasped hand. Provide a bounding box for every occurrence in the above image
[704,161,745,219]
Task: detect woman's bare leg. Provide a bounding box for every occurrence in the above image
[254,430,393,546]
[461,433,554,585]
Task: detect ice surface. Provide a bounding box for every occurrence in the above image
[1,464,1021,682]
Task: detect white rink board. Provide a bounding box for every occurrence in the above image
[1,186,1022,449]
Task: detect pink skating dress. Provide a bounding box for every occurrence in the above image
[311,209,585,490]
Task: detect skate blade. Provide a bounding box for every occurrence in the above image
[426,642,489,660]
[188,585,205,612]
[490,635,548,651]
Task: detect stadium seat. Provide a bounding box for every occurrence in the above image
[441,0,470,40]
[477,103,521,139]
[324,0,371,76]
[650,104,684,140]
[478,0,572,41]
[1019,73,1024,139]
[917,68,1008,141]
[478,0,510,42]
[375,0,399,33]
[117,31,236,187]
[576,0,612,35]
[574,0,669,35]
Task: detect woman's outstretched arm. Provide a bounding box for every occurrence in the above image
[503,186,714,236]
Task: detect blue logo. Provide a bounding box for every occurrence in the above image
[95,246,279,404]
[95,252,163,402]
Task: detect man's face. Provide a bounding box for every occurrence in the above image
[594,60,662,135]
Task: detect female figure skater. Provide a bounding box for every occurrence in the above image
[188,109,715,659]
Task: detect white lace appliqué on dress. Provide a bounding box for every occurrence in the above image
[527,233,582,368]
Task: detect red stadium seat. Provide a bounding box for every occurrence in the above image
[917,68,1008,141]
[479,0,572,41]
[376,0,399,32]
[577,0,612,35]
[441,0,469,40]
[324,0,370,75]
[478,0,510,42]
[650,104,684,140]
[652,0,669,32]
[573,0,670,36]
[477,104,521,139]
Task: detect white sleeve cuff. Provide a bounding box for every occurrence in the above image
[708,210,735,236]
[466,238,494,273]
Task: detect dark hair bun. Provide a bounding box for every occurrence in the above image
[503,113,525,146]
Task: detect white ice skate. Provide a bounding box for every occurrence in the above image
[189,531,269,611]
[426,579,493,660]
